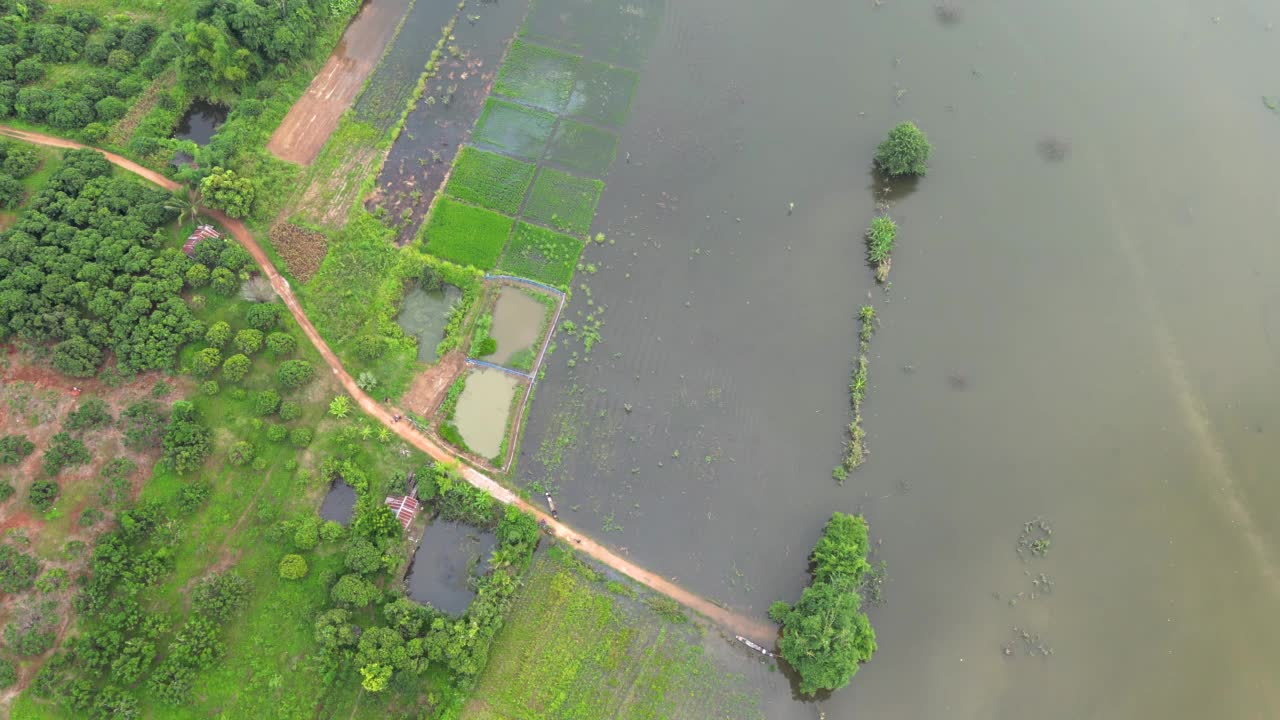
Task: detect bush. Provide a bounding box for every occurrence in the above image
[0,483,12,502]
[874,121,931,177]
[191,347,222,377]
[28,480,59,511]
[293,516,320,550]
[0,657,14,689]
[245,303,282,329]
[227,441,255,467]
[865,216,897,264]
[199,380,219,396]
[65,398,112,431]
[354,335,386,361]
[122,401,166,450]
[289,427,313,448]
[205,321,231,347]
[253,390,281,416]
[475,337,497,357]
[279,401,302,421]
[277,360,315,390]
[266,332,295,356]
[191,571,249,621]
[278,554,308,580]
[41,433,90,476]
[234,328,264,355]
[210,267,239,296]
[0,545,38,593]
[331,574,379,608]
[200,167,255,218]
[0,434,34,464]
[320,520,345,543]
[266,424,287,442]
[221,353,250,382]
[4,601,58,656]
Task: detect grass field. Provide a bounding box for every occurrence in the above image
[465,546,765,720]
[498,222,584,288]
[545,119,618,177]
[522,168,604,236]
[566,60,639,127]
[472,98,558,161]
[422,197,516,270]
[492,40,581,113]
[443,146,537,216]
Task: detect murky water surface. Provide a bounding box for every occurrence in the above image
[318,481,356,525]
[173,100,227,145]
[396,283,461,362]
[404,520,497,615]
[455,367,520,459]
[517,0,1280,717]
[488,288,544,365]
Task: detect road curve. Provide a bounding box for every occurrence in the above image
[0,126,779,645]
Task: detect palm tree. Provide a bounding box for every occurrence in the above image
[165,187,202,227]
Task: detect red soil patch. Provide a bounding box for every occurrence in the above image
[401,350,467,417]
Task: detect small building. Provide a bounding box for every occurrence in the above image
[385,494,419,531]
[183,224,221,257]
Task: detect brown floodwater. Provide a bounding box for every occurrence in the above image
[516,0,1280,717]
[454,367,520,460]
[488,288,545,366]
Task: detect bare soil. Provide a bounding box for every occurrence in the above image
[266,0,412,165]
[401,351,467,417]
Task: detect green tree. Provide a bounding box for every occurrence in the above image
[199,166,255,218]
[28,479,59,511]
[185,263,210,288]
[205,321,232,347]
[41,433,89,476]
[266,332,295,356]
[277,359,315,390]
[253,390,280,416]
[245,303,281,329]
[331,574,379,608]
[227,441,254,467]
[221,353,250,382]
[51,336,102,377]
[234,328,263,355]
[278,554,307,580]
[0,657,15,689]
[874,122,931,177]
[0,172,20,209]
[344,538,384,575]
[289,427,312,448]
[178,23,255,96]
[191,347,222,377]
[210,266,239,296]
[0,434,34,464]
[0,545,38,593]
[313,608,357,652]
[162,401,212,474]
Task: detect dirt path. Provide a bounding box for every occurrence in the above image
[0,127,778,646]
[266,0,413,165]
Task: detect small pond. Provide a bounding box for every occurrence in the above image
[318,481,357,525]
[404,520,497,615]
[488,288,546,367]
[454,367,520,460]
[397,283,461,362]
[174,100,229,145]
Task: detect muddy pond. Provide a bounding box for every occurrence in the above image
[454,367,520,460]
[396,283,461,362]
[172,100,228,165]
[515,0,1280,717]
[404,520,497,615]
[488,288,545,367]
[318,481,356,525]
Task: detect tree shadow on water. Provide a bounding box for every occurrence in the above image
[866,167,921,205]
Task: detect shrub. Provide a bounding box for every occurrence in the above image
[0,483,12,502]
[221,353,250,382]
[196,380,217,397]
[320,521,345,543]
[0,658,14,689]
[41,433,90,476]
[200,167,255,218]
[865,216,897,265]
[65,398,112,431]
[205,321,231,347]
[874,121,931,177]
[234,328,264,355]
[0,545,38,593]
[192,571,250,621]
[475,337,497,357]
[185,263,210,288]
[245,303,282,329]
[4,601,58,656]
[293,516,320,550]
[266,424,287,442]
[210,267,239,296]
[355,371,378,390]
[266,332,295,356]
[122,401,166,450]
[289,427,313,448]
[279,554,308,580]
[0,434,34,464]
[253,390,280,416]
[163,402,212,474]
[331,574,379,608]
[277,360,315,390]
[227,441,255,467]
[28,480,59,512]
[354,335,386,361]
[192,347,222,377]
[279,401,302,421]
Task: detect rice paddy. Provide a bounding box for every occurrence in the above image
[472,98,559,161]
[421,197,515,269]
[443,146,537,216]
[546,119,619,177]
[523,168,604,235]
[492,40,582,113]
[565,60,640,127]
[498,222,585,287]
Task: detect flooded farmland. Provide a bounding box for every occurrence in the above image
[515,0,1280,718]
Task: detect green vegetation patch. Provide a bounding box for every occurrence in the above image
[566,60,639,127]
[492,40,581,113]
[422,197,515,270]
[467,546,764,719]
[472,98,558,161]
[499,222,585,288]
[522,168,603,236]
[545,119,618,177]
[444,146,537,216]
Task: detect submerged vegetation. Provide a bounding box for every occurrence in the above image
[770,513,877,695]
[835,305,876,482]
[865,214,897,283]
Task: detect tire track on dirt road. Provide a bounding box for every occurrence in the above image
[0,126,779,645]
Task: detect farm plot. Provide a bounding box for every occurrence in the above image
[565,59,639,127]
[443,146,536,216]
[522,168,604,236]
[492,40,581,113]
[471,98,557,161]
[498,222,584,288]
[421,197,515,270]
[545,119,618,177]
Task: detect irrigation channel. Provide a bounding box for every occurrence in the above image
[512,0,1280,717]
[0,126,777,648]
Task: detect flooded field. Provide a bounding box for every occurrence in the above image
[453,367,520,460]
[396,283,461,362]
[487,287,545,366]
[370,0,531,243]
[516,0,1280,717]
[404,520,496,615]
[318,481,356,525]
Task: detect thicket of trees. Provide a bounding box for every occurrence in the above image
[0,149,248,377]
[769,513,878,695]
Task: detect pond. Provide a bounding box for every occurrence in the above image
[488,287,546,367]
[404,520,497,615]
[173,100,228,146]
[318,481,356,525]
[453,367,520,460]
[514,0,1280,716]
[396,283,461,363]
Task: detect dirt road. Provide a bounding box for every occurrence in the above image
[266,0,412,165]
[0,126,779,646]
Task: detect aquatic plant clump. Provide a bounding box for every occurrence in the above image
[421,197,516,270]
[865,215,897,283]
[444,146,537,216]
[523,167,604,236]
[499,222,585,287]
[493,39,581,112]
[874,121,932,177]
[473,98,558,161]
[771,513,877,695]
[546,119,619,177]
[835,306,876,481]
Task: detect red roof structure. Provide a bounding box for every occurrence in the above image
[384,494,419,531]
[183,224,221,257]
